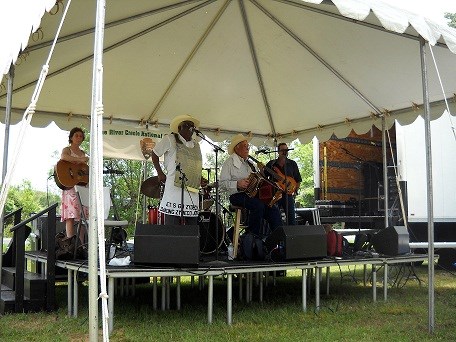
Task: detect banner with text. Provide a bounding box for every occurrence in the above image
[103,125,166,161]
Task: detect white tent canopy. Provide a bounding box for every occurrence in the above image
[1,0,456,146]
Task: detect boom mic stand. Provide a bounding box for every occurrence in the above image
[193,129,225,260]
[175,163,188,225]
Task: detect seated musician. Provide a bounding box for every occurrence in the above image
[265,143,301,225]
[151,114,202,225]
[220,134,282,236]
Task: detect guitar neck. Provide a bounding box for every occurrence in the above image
[248,155,283,181]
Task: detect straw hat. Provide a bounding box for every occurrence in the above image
[169,114,200,134]
[228,133,252,155]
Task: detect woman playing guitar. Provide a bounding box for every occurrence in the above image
[58,127,89,244]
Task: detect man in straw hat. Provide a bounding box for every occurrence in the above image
[151,114,202,225]
[220,134,281,236]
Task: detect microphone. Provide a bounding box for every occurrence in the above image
[176,163,181,171]
[103,169,124,175]
[190,127,203,136]
[277,148,294,153]
[255,149,270,155]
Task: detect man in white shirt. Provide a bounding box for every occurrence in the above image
[151,114,202,225]
[220,133,281,236]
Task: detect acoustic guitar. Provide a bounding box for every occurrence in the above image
[54,160,89,190]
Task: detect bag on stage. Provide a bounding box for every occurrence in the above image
[241,232,266,261]
[326,230,343,257]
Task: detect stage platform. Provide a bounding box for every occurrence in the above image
[25,251,428,334]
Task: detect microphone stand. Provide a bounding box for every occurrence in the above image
[341,148,364,232]
[175,163,188,225]
[194,130,225,260]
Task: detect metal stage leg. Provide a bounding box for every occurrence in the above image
[383,264,388,301]
[191,276,194,288]
[227,274,233,325]
[153,277,157,310]
[326,266,330,295]
[161,277,166,310]
[315,267,320,312]
[373,265,377,302]
[73,271,78,317]
[176,277,181,310]
[250,273,253,302]
[108,277,114,335]
[239,274,243,301]
[308,268,313,294]
[363,265,367,286]
[249,273,253,302]
[259,272,263,302]
[67,269,73,317]
[166,277,170,310]
[302,269,307,312]
[208,275,213,324]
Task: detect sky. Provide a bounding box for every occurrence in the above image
[1,0,456,192]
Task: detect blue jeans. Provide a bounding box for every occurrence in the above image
[229,192,282,236]
[277,194,296,225]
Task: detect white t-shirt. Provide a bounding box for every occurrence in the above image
[152,134,200,217]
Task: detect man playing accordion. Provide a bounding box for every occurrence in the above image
[220,134,282,236]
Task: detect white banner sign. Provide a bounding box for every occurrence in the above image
[103,125,166,161]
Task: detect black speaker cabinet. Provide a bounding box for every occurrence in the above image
[266,225,327,260]
[371,226,410,256]
[134,224,200,266]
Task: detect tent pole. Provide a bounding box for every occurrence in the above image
[89,0,107,340]
[0,64,14,298]
[382,116,388,229]
[419,37,435,334]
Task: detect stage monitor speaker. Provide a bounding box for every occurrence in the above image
[371,226,410,256]
[134,224,200,266]
[265,225,327,260]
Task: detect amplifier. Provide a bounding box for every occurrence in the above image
[134,224,200,266]
[266,225,327,260]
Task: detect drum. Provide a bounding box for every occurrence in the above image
[199,185,214,211]
[148,206,164,225]
[198,212,225,254]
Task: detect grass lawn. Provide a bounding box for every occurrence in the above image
[0,263,455,341]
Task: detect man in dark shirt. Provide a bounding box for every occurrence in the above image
[265,143,302,225]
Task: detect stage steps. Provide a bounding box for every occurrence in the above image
[0,267,47,314]
[1,204,59,315]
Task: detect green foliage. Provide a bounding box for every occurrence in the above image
[3,180,60,237]
[445,13,456,28]
[103,159,150,237]
[288,141,314,207]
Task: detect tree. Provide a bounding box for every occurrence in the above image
[103,158,149,237]
[287,141,315,208]
[3,180,60,237]
[445,13,456,28]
